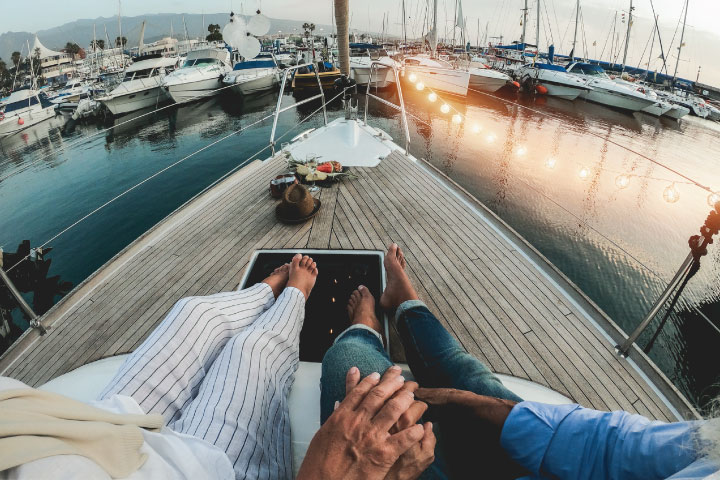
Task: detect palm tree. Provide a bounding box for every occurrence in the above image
[91,39,105,50]
[11,51,21,68]
[302,22,316,60]
[115,36,127,48]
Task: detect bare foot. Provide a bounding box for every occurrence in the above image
[286,254,319,300]
[380,243,418,312]
[261,264,290,299]
[347,285,383,333]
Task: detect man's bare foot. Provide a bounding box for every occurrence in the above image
[347,285,383,333]
[261,264,290,299]
[380,243,419,312]
[286,254,319,300]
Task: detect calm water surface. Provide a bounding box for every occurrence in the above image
[1,86,719,407]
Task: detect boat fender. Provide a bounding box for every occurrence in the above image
[535,84,548,95]
[17,117,24,125]
[511,81,520,89]
[0,112,4,121]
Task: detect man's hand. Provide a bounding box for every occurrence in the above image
[415,388,528,480]
[297,366,429,480]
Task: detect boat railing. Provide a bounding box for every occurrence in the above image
[364,61,411,155]
[269,63,328,155]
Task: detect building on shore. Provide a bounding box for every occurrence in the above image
[32,35,76,85]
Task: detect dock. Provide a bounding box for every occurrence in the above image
[0,147,698,421]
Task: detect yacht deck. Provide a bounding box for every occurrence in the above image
[0,147,697,421]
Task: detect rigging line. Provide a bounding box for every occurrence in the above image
[0,81,244,184]
[664,0,685,74]
[648,0,668,76]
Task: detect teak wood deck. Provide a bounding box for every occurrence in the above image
[0,148,697,421]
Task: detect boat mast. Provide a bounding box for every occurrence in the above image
[621,0,633,69]
[432,0,438,56]
[571,0,579,60]
[642,14,657,79]
[117,0,122,51]
[520,0,528,45]
[138,21,146,56]
[672,0,689,84]
[536,0,540,49]
[452,0,457,48]
[92,23,97,77]
[402,0,407,47]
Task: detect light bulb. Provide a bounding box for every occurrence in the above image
[486,133,496,143]
[452,114,462,124]
[515,146,527,156]
[416,81,425,91]
[708,191,720,207]
[428,92,437,102]
[440,103,450,114]
[472,124,482,133]
[615,174,630,189]
[545,157,557,169]
[578,167,590,180]
[408,73,417,83]
[663,184,680,203]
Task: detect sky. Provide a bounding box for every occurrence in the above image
[1,0,718,84]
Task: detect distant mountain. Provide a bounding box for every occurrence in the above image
[0,13,335,61]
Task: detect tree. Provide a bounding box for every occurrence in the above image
[64,42,81,54]
[91,39,105,50]
[206,23,222,42]
[115,36,127,48]
[11,51,21,68]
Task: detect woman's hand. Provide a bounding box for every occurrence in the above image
[297,366,427,480]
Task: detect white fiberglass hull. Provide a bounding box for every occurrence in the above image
[166,76,224,104]
[0,105,55,138]
[542,83,585,100]
[662,104,690,120]
[468,72,508,93]
[579,88,654,112]
[229,72,277,95]
[518,67,590,100]
[351,67,395,88]
[100,86,170,115]
[641,102,672,117]
[403,65,470,96]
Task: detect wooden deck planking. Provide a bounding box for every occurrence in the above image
[0,149,684,421]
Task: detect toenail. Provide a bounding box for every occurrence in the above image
[389,365,401,372]
[368,372,380,381]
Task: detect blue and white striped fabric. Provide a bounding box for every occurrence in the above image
[100,283,306,479]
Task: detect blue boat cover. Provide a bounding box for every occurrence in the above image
[349,43,380,49]
[233,60,276,70]
[535,63,567,72]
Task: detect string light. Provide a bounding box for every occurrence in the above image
[472,124,482,133]
[452,114,462,124]
[428,92,437,102]
[515,146,527,156]
[615,174,630,189]
[708,191,720,207]
[408,73,417,83]
[545,157,557,169]
[663,183,680,203]
[416,82,425,91]
[440,103,450,114]
[579,167,590,180]
[486,133,496,143]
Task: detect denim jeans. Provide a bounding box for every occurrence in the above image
[320,300,524,478]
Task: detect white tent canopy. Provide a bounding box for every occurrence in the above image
[32,34,65,59]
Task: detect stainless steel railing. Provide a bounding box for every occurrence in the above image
[269,63,328,155]
[363,62,411,155]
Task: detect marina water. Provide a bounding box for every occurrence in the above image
[1,88,719,408]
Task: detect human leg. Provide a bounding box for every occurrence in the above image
[99,265,290,422]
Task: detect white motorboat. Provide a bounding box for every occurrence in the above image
[0,88,56,138]
[662,103,691,120]
[402,55,470,96]
[633,87,672,117]
[97,54,179,116]
[658,90,708,119]
[48,80,92,105]
[348,43,397,87]
[162,48,232,104]
[274,50,297,67]
[706,104,720,122]
[517,63,591,100]
[222,54,280,96]
[466,63,512,93]
[566,62,656,112]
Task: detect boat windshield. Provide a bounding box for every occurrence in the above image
[183,58,218,68]
[2,95,39,113]
[570,64,608,77]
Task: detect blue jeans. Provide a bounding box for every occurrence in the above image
[320,300,523,478]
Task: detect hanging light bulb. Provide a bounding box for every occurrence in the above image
[707,191,720,207]
[515,146,527,156]
[545,157,557,169]
[615,174,630,189]
[472,124,482,133]
[408,73,418,83]
[440,103,450,114]
[428,92,437,102]
[486,133,496,143]
[578,167,590,180]
[663,183,680,203]
[452,114,462,124]
[416,81,425,91]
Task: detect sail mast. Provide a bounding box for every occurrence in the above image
[621,0,633,69]
[673,0,689,83]
[117,0,122,50]
[536,0,540,48]
[571,0,579,59]
[521,0,528,45]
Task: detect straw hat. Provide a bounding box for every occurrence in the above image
[275,184,321,223]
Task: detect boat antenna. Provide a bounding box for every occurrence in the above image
[672,0,689,85]
[621,0,634,71]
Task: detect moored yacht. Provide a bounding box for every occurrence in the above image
[348,43,397,87]
[517,62,591,100]
[0,88,56,138]
[162,48,232,104]
[566,62,656,112]
[222,53,280,95]
[97,54,179,116]
[402,55,470,96]
[466,63,512,93]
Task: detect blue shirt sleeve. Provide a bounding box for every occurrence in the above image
[499,401,703,480]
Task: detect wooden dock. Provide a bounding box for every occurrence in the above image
[0,148,697,421]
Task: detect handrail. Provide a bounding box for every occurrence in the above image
[269,63,328,155]
[363,61,411,155]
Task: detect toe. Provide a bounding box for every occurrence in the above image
[292,253,302,266]
[387,243,398,258]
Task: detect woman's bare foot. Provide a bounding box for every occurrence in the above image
[347,285,383,333]
[380,243,419,312]
[261,264,290,298]
[287,254,319,300]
